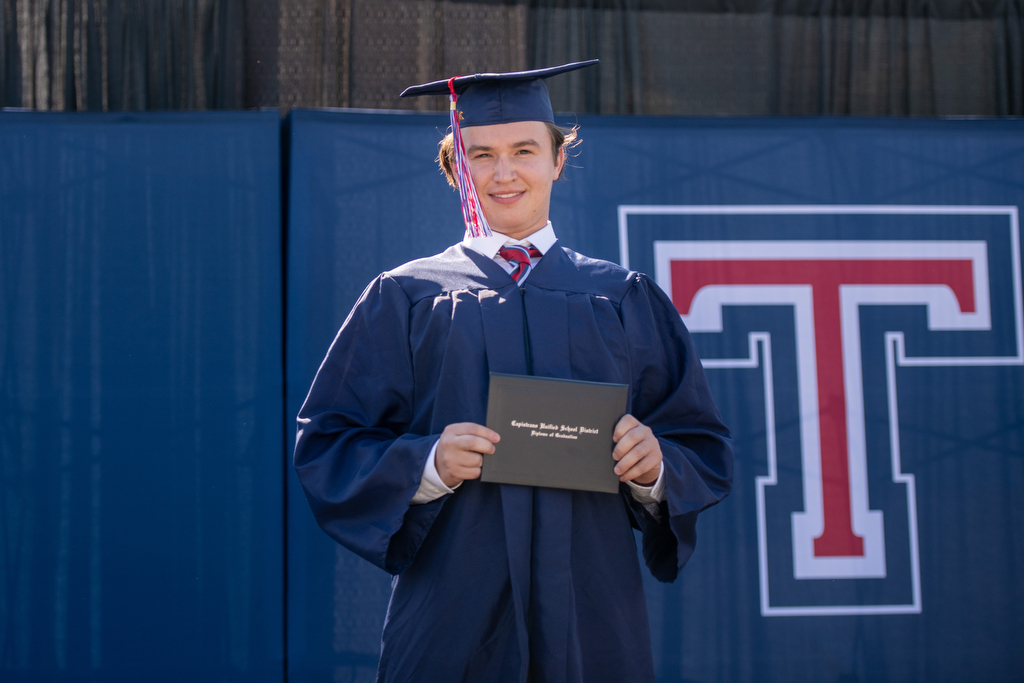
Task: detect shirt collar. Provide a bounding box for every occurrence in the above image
[463,221,557,260]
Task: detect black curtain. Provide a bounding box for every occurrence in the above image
[0,0,246,110]
[1,0,1022,115]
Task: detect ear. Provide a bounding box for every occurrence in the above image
[553,146,566,181]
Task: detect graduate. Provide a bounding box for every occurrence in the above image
[294,60,733,683]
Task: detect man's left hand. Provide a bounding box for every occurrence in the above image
[612,414,662,486]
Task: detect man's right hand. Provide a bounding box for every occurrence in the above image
[435,422,501,488]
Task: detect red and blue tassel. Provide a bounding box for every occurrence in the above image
[448,78,492,238]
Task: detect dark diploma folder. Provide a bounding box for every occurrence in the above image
[482,373,628,494]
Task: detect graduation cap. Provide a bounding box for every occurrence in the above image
[400,59,599,128]
[400,59,599,238]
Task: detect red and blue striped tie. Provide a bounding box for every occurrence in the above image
[497,244,544,284]
[499,244,542,285]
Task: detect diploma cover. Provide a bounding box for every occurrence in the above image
[482,373,628,493]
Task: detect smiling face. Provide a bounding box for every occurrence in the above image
[461,120,566,241]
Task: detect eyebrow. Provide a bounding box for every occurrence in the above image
[466,139,542,155]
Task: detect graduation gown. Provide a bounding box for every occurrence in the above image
[294,242,733,683]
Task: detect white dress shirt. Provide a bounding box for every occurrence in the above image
[411,223,665,505]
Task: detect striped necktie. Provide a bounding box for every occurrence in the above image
[499,244,543,285]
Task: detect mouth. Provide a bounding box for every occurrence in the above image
[489,191,524,203]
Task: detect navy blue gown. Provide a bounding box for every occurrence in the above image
[294,242,733,683]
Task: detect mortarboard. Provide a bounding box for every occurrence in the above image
[399,59,599,128]
[400,60,599,238]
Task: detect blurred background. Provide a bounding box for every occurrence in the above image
[2,2,1024,682]
[2,0,1022,116]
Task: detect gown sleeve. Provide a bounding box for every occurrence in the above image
[620,273,734,583]
[293,274,442,574]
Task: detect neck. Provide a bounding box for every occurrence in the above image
[496,219,549,242]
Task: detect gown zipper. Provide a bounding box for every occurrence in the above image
[520,287,533,376]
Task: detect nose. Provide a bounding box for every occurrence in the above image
[494,154,516,182]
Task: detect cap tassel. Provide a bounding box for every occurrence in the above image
[448,78,492,238]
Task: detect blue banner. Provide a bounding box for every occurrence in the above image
[0,111,284,681]
[4,108,1022,682]
[287,112,1024,683]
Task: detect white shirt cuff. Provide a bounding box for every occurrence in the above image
[625,462,665,504]
[409,439,460,505]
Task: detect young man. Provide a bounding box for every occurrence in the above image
[294,61,733,683]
